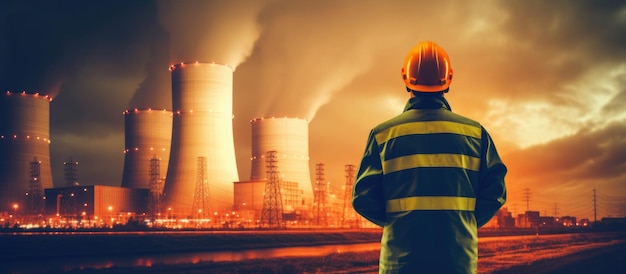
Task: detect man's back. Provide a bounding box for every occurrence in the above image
[353,95,507,273]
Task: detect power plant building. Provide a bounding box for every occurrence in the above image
[163,62,239,216]
[44,185,148,222]
[121,108,172,190]
[0,91,54,212]
[249,117,313,205]
[233,180,265,212]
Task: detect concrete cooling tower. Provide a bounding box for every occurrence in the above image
[0,91,54,212]
[163,62,239,216]
[121,109,172,190]
[250,117,313,205]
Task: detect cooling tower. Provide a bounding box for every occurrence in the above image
[0,91,54,212]
[121,108,172,190]
[163,62,239,216]
[250,117,313,205]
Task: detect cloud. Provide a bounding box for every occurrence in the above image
[0,0,160,97]
[601,69,626,118]
[502,120,626,217]
[505,121,626,180]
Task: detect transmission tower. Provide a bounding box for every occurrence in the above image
[148,156,164,220]
[553,203,559,218]
[523,188,531,211]
[593,187,597,222]
[261,151,284,228]
[63,157,79,186]
[341,164,360,228]
[27,157,45,218]
[313,163,328,226]
[191,156,211,219]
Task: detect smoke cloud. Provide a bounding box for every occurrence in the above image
[156,0,265,67]
[127,27,171,110]
[126,0,268,111]
[245,1,401,121]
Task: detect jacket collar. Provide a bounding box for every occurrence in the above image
[403,94,452,112]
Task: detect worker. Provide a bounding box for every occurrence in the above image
[352,41,507,274]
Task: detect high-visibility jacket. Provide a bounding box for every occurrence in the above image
[352,95,507,274]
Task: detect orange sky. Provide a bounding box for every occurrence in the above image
[2,0,624,220]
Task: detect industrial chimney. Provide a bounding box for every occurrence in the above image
[0,91,54,212]
[163,62,239,216]
[121,108,172,190]
[249,117,313,205]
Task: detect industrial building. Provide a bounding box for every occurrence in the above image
[44,185,148,227]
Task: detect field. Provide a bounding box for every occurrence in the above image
[2,229,625,273]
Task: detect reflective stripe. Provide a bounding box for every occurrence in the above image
[375,121,481,144]
[383,153,480,174]
[386,196,476,212]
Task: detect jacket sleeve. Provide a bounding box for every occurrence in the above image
[352,130,386,227]
[475,127,507,228]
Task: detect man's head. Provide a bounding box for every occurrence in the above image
[401,41,453,94]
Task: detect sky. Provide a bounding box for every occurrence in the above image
[1,0,625,221]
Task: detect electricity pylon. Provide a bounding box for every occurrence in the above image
[261,151,284,228]
[192,156,211,219]
[342,164,360,228]
[148,156,164,221]
[314,163,328,226]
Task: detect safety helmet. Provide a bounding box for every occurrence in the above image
[401,41,453,92]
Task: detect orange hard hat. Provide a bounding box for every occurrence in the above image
[401,41,453,92]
